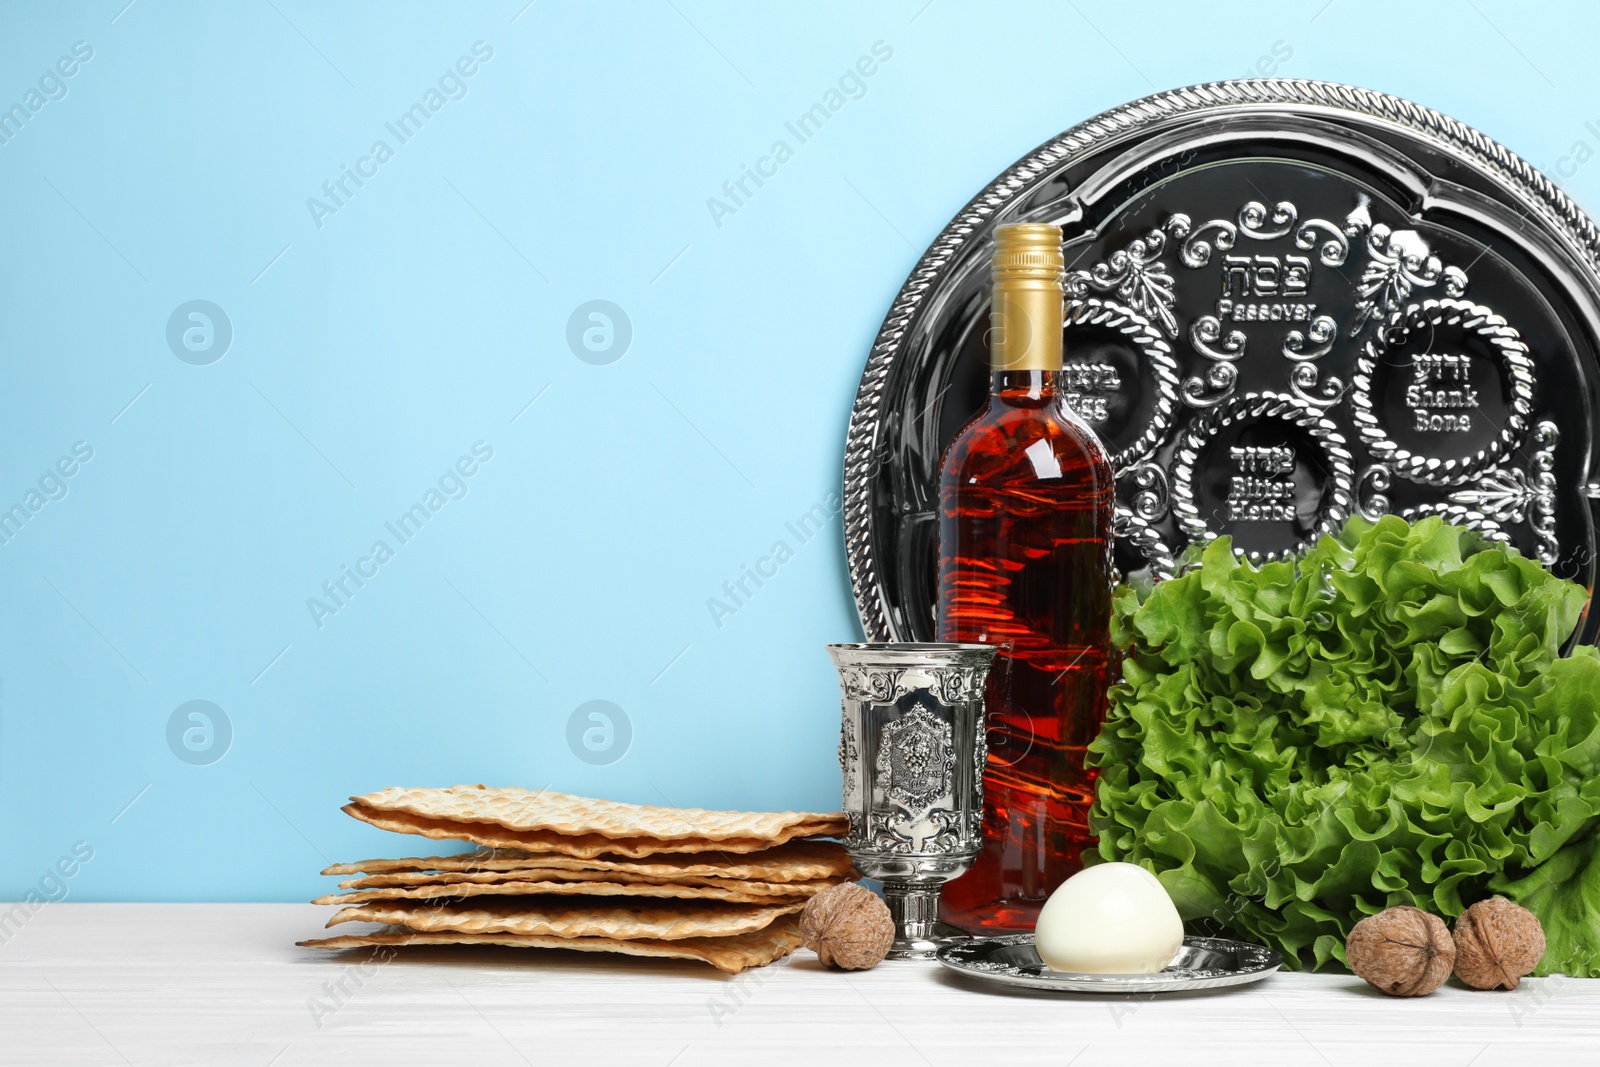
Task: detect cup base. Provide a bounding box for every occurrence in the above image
[886,922,972,961]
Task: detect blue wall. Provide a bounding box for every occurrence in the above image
[2,0,1596,901]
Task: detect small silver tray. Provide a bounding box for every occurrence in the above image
[936,934,1281,994]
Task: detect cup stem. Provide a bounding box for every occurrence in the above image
[883,882,942,942]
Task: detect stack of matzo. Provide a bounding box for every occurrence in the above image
[299,785,852,974]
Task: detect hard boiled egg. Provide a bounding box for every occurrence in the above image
[1034,862,1184,973]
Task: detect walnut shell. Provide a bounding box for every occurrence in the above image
[1453,897,1545,990]
[798,883,893,971]
[1346,906,1455,997]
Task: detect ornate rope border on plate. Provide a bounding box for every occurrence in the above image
[1349,297,1536,486]
[1169,391,1355,564]
[844,79,1600,641]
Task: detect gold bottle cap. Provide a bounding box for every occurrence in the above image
[992,223,1066,282]
[990,223,1064,371]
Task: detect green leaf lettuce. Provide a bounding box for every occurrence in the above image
[1088,515,1600,974]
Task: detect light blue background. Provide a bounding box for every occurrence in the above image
[1,0,1596,901]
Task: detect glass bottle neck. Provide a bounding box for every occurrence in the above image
[990,370,1058,404]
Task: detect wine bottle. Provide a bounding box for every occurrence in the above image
[935,222,1116,934]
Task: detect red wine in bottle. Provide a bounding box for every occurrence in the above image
[936,223,1116,934]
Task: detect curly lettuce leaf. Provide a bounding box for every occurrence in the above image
[1088,515,1600,975]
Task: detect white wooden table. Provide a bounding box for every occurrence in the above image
[1,904,1594,1066]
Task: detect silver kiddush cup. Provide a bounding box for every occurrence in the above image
[825,642,996,960]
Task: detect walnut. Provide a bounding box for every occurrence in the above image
[1346,906,1454,997]
[798,883,894,970]
[1452,897,1545,990]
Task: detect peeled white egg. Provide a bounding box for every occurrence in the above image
[1034,862,1185,973]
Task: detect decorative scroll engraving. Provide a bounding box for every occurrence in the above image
[1289,361,1345,407]
[1191,316,1247,362]
[1178,212,1233,269]
[1183,316,1245,407]
[868,807,964,855]
[1114,462,1177,580]
[1343,194,1373,237]
[1283,315,1338,361]
[1180,200,1348,268]
[1067,217,1189,337]
[1182,360,1238,407]
[1357,464,1393,521]
[836,667,910,704]
[1352,224,1470,334]
[1296,218,1350,266]
[1239,200,1297,241]
[840,665,981,707]
[1446,468,1538,524]
[927,667,980,705]
[1531,422,1560,566]
[1128,462,1170,521]
[838,716,860,810]
[1172,199,1357,409]
[970,708,987,840]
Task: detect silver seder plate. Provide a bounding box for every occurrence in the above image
[844,79,1600,646]
[936,935,1282,994]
